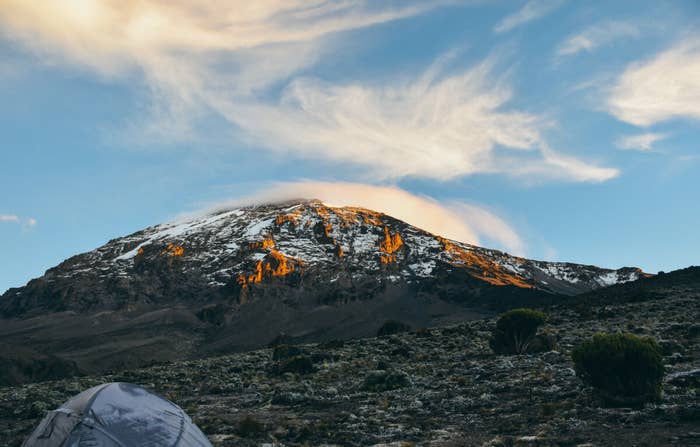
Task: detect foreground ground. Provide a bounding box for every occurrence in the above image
[1,293,698,447]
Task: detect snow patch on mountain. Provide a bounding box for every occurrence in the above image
[47,199,645,297]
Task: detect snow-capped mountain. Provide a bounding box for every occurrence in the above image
[0,200,647,374]
[2,199,643,317]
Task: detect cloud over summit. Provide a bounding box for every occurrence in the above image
[202,181,527,256]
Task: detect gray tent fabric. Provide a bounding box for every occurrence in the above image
[23,382,213,447]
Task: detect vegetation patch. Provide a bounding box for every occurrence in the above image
[361,370,412,392]
[272,345,303,361]
[572,333,664,407]
[377,320,411,336]
[489,309,547,355]
[273,355,315,376]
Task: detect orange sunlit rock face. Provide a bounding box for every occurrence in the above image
[275,209,302,228]
[379,226,403,253]
[378,226,403,264]
[322,223,332,238]
[380,254,396,264]
[266,250,297,275]
[355,209,382,226]
[237,250,301,287]
[437,237,534,288]
[319,203,383,227]
[249,235,275,250]
[165,243,184,257]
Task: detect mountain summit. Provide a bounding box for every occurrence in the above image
[0,200,646,378]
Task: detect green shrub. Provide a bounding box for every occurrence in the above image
[272,344,302,361]
[527,331,558,353]
[377,320,411,336]
[267,333,295,348]
[489,308,547,355]
[361,370,412,392]
[195,304,226,325]
[273,355,314,375]
[572,333,664,407]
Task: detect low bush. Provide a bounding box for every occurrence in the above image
[267,333,295,348]
[526,331,558,353]
[414,327,432,338]
[361,370,412,392]
[272,344,302,361]
[489,308,547,355]
[572,333,664,407]
[195,305,226,325]
[273,355,314,375]
[319,339,345,349]
[377,320,411,336]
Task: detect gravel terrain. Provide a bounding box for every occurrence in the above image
[1,291,698,447]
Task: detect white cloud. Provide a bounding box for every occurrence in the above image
[608,38,700,126]
[204,181,526,255]
[557,20,641,56]
[0,0,616,183]
[1,0,451,143]
[494,0,564,34]
[513,144,619,182]
[0,1,447,79]
[451,203,525,255]
[213,57,617,182]
[0,215,36,229]
[616,132,667,151]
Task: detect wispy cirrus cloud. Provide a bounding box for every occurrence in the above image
[557,20,642,57]
[0,215,37,228]
[0,0,616,183]
[616,132,667,151]
[0,0,449,139]
[608,37,700,126]
[493,0,564,34]
[0,0,443,75]
[201,181,527,255]
[214,56,618,182]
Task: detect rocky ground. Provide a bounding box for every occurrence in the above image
[1,292,698,447]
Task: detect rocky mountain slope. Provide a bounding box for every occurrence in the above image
[0,200,646,381]
[1,267,698,447]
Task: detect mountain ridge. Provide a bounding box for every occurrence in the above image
[1,199,645,318]
[0,199,648,382]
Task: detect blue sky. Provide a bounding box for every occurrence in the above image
[1,0,699,293]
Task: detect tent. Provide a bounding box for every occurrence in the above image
[23,382,213,447]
